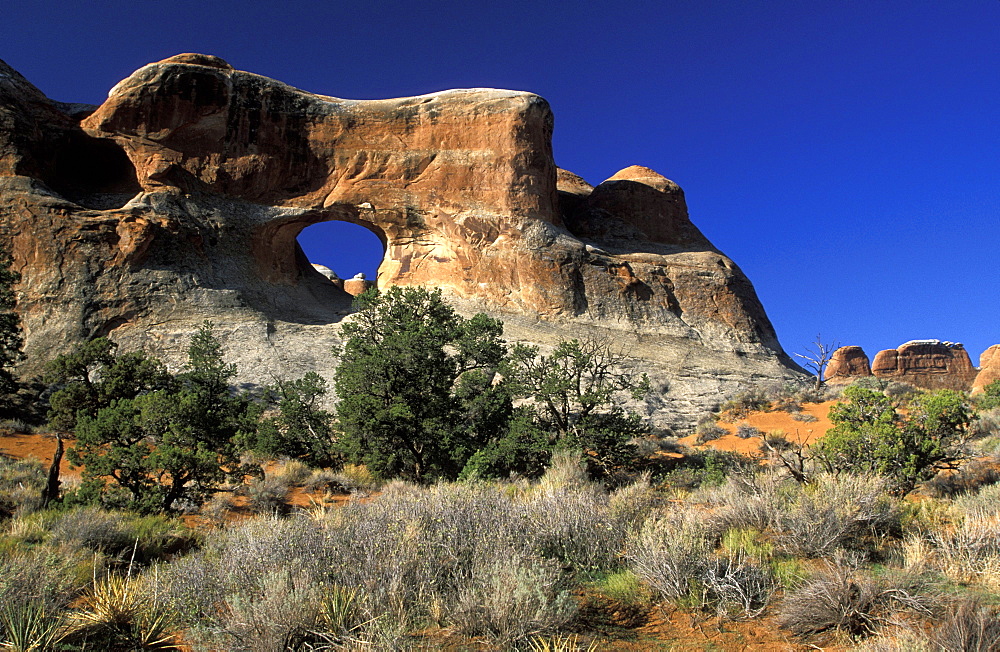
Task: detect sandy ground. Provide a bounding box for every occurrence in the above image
[678,401,837,456]
[0,431,79,477]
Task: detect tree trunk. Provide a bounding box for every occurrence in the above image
[41,434,63,507]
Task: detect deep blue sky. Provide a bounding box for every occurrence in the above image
[4,1,998,363]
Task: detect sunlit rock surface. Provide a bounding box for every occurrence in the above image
[0,54,804,428]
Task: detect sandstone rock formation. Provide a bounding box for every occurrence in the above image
[871,340,979,392]
[973,344,1000,394]
[825,345,872,384]
[0,54,804,428]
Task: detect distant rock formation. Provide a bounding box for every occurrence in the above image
[0,53,804,428]
[826,346,872,384]
[870,340,979,392]
[973,345,1000,394]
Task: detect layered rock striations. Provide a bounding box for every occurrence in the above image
[0,54,804,427]
[829,340,982,392]
[870,340,979,392]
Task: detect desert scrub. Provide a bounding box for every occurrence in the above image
[735,423,762,439]
[626,508,775,619]
[45,507,191,564]
[718,389,771,420]
[0,456,45,517]
[627,507,713,603]
[927,597,1000,652]
[778,557,935,638]
[703,471,902,558]
[925,484,1000,589]
[0,545,95,606]
[694,415,727,444]
[245,475,291,515]
[159,479,636,647]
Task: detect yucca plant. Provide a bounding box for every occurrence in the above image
[306,585,378,647]
[526,633,598,652]
[0,600,66,652]
[65,571,176,650]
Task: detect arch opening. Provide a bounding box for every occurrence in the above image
[42,132,141,210]
[297,220,386,296]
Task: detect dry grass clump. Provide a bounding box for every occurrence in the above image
[927,597,1000,652]
[0,456,45,518]
[778,556,935,638]
[694,416,727,445]
[702,471,901,558]
[925,459,1000,498]
[718,389,771,421]
[156,466,653,648]
[922,484,1000,589]
[244,475,291,515]
[626,506,775,619]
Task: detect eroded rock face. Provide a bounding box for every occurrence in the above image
[973,345,1000,394]
[0,54,803,428]
[871,341,979,392]
[826,346,873,384]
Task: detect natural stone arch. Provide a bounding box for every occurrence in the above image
[0,53,808,428]
[252,205,388,290]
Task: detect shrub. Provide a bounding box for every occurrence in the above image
[928,597,1000,652]
[331,463,379,493]
[927,484,1000,589]
[735,423,762,439]
[0,545,96,613]
[970,408,1000,438]
[626,509,775,619]
[790,411,819,422]
[626,508,713,603]
[706,472,901,559]
[775,474,900,558]
[718,390,771,420]
[160,480,622,648]
[275,459,312,485]
[0,418,32,434]
[778,558,935,637]
[925,460,1000,498]
[199,493,235,526]
[701,555,775,619]
[772,396,802,413]
[695,422,729,446]
[245,476,291,515]
[0,457,45,518]
[761,430,793,453]
[658,449,755,491]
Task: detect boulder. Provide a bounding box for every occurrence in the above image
[871,340,978,391]
[825,345,872,384]
[0,54,804,428]
[973,344,1000,394]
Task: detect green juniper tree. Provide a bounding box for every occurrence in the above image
[247,372,339,467]
[813,384,974,494]
[67,322,259,512]
[502,337,650,479]
[333,287,506,482]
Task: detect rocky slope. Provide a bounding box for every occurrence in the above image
[0,54,804,428]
